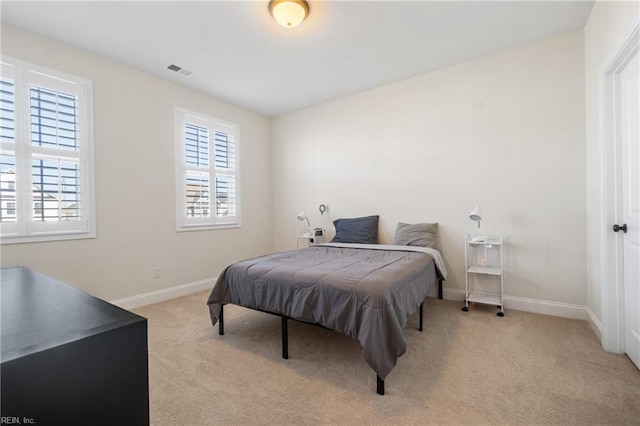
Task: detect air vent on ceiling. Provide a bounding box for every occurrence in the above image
[167,63,193,77]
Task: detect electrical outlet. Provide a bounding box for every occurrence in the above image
[153,267,160,279]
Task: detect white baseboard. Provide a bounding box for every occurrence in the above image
[111,280,598,324]
[443,288,588,321]
[586,307,603,340]
[443,288,466,301]
[111,277,216,310]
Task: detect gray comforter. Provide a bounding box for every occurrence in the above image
[207,243,447,379]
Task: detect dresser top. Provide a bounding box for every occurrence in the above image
[1,267,146,363]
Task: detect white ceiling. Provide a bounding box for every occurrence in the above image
[1,1,594,117]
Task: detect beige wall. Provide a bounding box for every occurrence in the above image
[271,30,587,306]
[4,16,617,314]
[0,25,272,301]
[584,1,640,324]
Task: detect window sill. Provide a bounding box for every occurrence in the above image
[176,223,241,232]
[1,231,96,245]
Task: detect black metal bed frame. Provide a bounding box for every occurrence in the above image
[217,279,443,395]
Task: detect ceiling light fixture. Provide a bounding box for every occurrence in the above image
[269,0,309,29]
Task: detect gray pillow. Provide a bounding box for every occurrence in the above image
[394,222,437,248]
[331,215,379,244]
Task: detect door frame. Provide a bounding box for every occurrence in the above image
[600,20,639,353]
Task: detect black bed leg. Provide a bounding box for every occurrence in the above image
[281,316,289,359]
[438,279,443,300]
[419,302,424,332]
[376,375,385,395]
[218,304,224,335]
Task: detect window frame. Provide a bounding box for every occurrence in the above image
[0,56,95,244]
[174,107,241,231]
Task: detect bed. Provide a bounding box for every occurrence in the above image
[207,216,447,395]
[206,238,447,395]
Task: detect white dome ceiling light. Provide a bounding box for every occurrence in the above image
[269,0,309,29]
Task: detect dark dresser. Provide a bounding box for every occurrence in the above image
[1,267,149,425]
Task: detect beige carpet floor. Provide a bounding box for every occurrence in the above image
[134,291,639,425]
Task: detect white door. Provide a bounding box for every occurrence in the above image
[621,49,640,369]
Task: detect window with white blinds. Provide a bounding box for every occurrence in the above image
[175,108,240,230]
[0,57,95,243]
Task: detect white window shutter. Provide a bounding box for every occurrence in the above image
[175,108,240,230]
[0,56,95,243]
